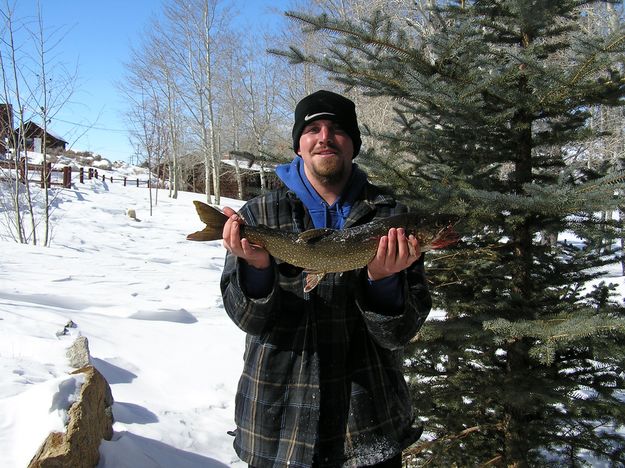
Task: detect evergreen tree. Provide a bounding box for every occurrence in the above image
[274,1,625,465]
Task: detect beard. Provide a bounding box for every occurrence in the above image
[309,156,349,185]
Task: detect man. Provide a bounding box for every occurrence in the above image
[220,90,431,468]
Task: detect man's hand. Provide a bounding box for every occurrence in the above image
[222,206,271,270]
[367,228,421,281]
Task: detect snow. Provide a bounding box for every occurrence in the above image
[221,158,277,173]
[0,162,246,467]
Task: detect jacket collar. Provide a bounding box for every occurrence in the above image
[343,185,396,228]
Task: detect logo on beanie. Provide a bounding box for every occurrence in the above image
[304,112,335,121]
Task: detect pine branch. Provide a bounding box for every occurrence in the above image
[405,423,504,457]
[458,170,625,216]
[283,11,420,63]
[484,312,625,365]
[540,31,625,105]
[573,170,625,194]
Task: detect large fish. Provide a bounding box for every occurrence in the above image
[187,201,459,292]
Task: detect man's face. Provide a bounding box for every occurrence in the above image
[297,119,354,186]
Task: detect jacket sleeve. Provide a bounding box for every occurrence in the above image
[355,250,432,351]
[219,200,283,336]
[220,251,281,335]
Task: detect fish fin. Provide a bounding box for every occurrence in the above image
[426,225,461,250]
[298,228,336,244]
[304,271,325,293]
[187,201,229,241]
[187,229,218,241]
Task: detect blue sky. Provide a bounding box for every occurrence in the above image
[12,0,290,163]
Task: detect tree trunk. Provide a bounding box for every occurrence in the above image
[503,340,531,468]
[233,155,243,200]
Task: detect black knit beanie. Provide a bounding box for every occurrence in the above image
[292,90,362,158]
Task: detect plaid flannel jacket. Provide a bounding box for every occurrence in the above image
[220,184,432,468]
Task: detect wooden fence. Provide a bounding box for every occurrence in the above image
[0,161,152,189]
[78,167,151,187]
[0,160,71,188]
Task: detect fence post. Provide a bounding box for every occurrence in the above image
[94,169,98,179]
[63,166,71,188]
[110,176,113,183]
[136,178,139,187]
[102,174,105,182]
[41,162,52,188]
[80,167,84,183]
[123,177,127,186]
[19,158,26,184]
[88,168,93,179]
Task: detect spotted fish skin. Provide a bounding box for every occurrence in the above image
[187,201,459,291]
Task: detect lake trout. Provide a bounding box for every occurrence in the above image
[187,201,459,292]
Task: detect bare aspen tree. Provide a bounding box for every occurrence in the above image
[32,3,76,245]
[241,40,284,192]
[123,83,166,216]
[164,70,181,199]
[201,0,222,204]
[221,38,247,199]
[275,11,327,108]
[143,26,184,200]
[34,4,51,245]
[582,2,625,170]
[122,34,173,210]
[161,0,228,204]
[578,2,624,259]
[0,1,75,245]
[0,3,34,243]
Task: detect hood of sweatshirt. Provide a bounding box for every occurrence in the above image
[275,157,367,229]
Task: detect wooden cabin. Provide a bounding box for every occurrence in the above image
[157,157,281,200]
[18,121,68,152]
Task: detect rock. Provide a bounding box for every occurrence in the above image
[56,321,78,339]
[66,336,91,369]
[126,208,140,221]
[28,366,114,468]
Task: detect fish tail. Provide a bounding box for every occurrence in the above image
[186,201,229,241]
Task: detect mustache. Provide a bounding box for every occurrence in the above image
[313,142,339,153]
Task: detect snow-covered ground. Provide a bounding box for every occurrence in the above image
[0,162,246,467]
[0,158,623,467]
